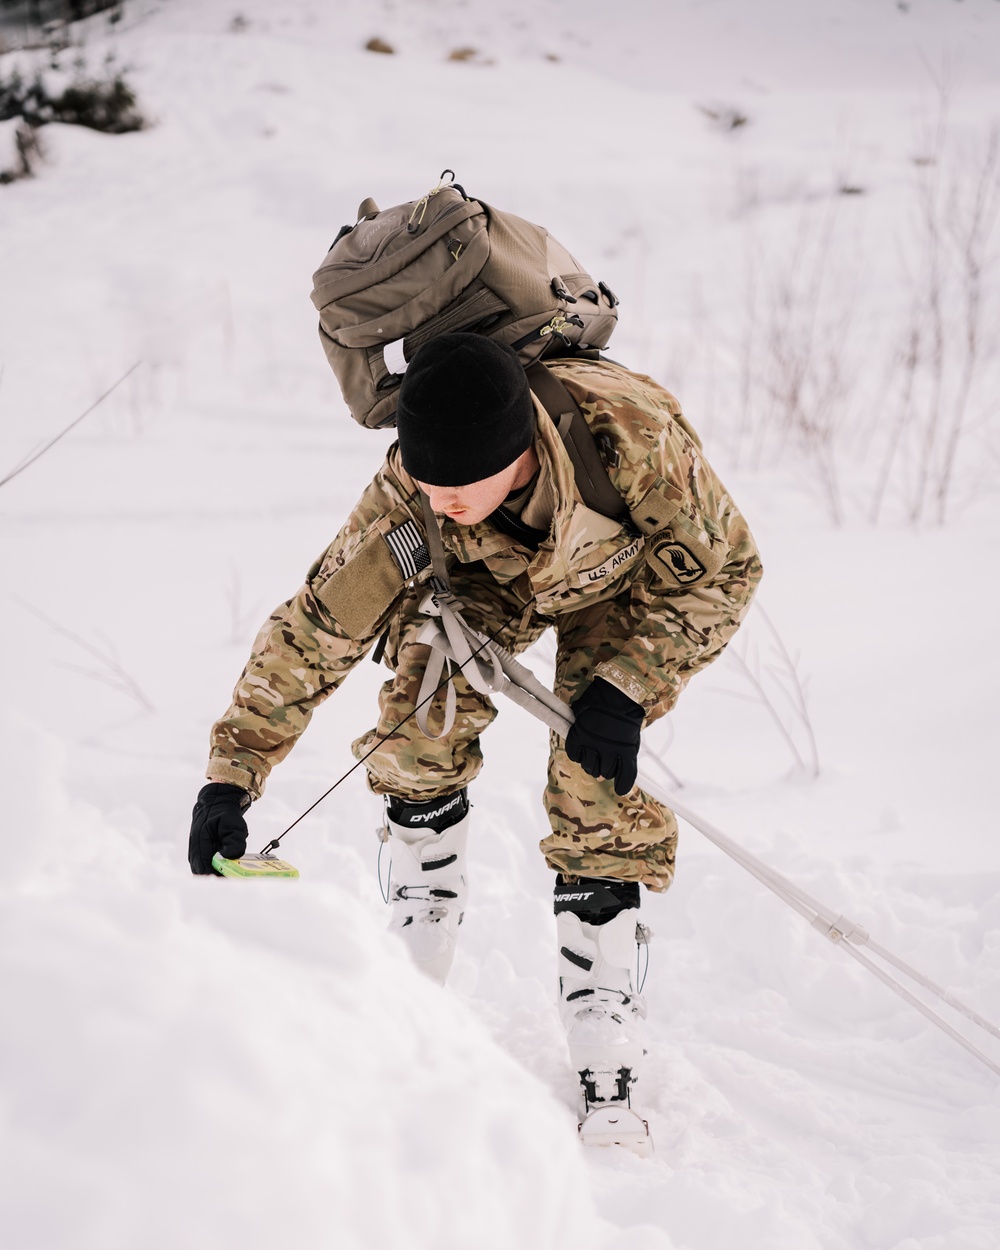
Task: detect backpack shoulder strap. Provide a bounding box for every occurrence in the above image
[525,361,630,525]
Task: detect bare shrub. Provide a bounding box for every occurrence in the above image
[0,118,43,181]
[14,116,40,167]
[717,605,820,778]
[13,596,155,714]
[722,109,998,527]
[698,102,750,132]
[0,362,141,489]
[871,116,1000,524]
[225,565,265,646]
[732,197,865,524]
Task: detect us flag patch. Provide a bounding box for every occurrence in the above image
[385,519,431,580]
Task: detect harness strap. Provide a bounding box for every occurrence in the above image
[419,490,452,593]
[525,361,631,524]
[416,490,559,737]
[413,592,558,739]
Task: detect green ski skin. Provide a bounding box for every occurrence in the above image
[212,852,299,878]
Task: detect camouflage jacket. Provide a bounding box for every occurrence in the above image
[207,359,762,797]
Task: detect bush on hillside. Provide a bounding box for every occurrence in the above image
[0,60,145,134]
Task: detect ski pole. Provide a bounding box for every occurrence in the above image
[637,768,1000,1078]
[417,603,1000,1080]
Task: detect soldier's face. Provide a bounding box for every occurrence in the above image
[416,445,538,526]
[417,462,522,525]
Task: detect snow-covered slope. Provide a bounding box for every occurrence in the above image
[2,3,999,1248]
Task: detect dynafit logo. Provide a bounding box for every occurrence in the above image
[652,539,706,584]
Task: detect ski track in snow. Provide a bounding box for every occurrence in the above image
[1,2,999,1248]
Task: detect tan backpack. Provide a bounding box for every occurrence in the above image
[309,172,620,430]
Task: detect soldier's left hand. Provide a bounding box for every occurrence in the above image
[565,677,644,796]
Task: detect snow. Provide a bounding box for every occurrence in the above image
[2,2,999,1248]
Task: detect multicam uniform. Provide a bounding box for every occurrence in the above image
[206,359,762,891]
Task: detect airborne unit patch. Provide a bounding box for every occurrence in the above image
[651,539,706,584]
[643,532,722,587]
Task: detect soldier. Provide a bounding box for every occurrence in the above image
[188,333,761,1115]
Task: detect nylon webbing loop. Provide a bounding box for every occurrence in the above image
[413,593,505,738]
[414,492,572,737]
[413,582,575,741]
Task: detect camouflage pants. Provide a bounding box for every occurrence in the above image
[351,576,678,892]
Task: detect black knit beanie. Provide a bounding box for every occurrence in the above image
[395,333,535,486]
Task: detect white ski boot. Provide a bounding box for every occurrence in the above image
[382,790,470,985]
[555,875,652,1152]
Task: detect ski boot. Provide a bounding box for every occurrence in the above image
[555,873,653,1152]
[382,789,470,985]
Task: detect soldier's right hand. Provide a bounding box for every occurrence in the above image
[188,783,252,874]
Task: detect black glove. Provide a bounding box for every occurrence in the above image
[565,677,644,797]
[189,783,252,875]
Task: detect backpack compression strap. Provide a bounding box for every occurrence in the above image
[524,362,632,527]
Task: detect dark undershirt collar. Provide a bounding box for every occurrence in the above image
[487,505,548,551]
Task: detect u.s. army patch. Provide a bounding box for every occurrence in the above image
[583,536,643,584]
[648,537,707,585]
